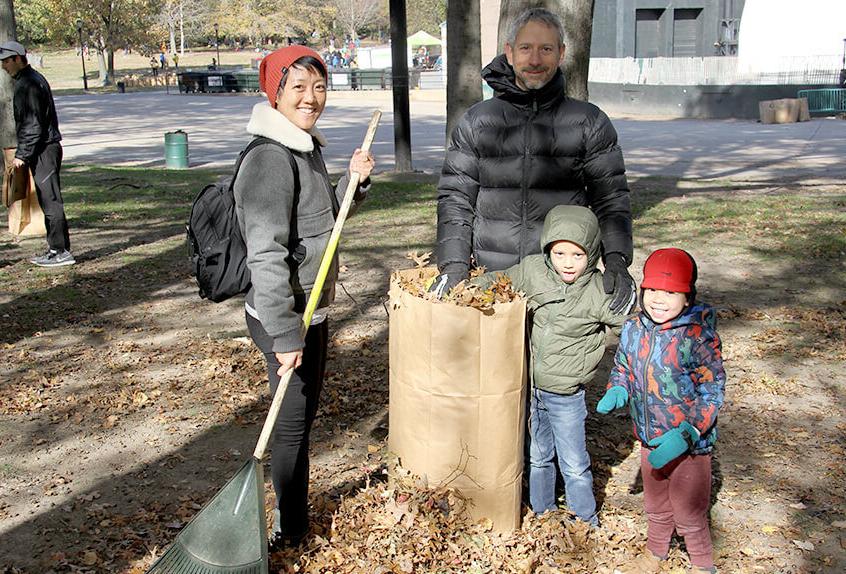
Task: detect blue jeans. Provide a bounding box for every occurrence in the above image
[528,387,597,524]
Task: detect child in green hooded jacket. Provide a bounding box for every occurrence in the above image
[475,204,634,524]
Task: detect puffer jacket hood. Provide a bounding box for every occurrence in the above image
[481,53,566,109]
[472,202,626,396]
[541,205,603,272]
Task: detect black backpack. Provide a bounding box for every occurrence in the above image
[187,137,296,302]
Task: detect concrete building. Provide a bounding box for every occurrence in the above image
[591,0,744,58]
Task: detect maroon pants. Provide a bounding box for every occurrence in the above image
[641,448,714,569]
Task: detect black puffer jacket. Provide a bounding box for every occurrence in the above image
[436,54,631,274]
[13,65,62,163]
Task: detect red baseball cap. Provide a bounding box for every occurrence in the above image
[641,248,696,293]
[259,46,326,108]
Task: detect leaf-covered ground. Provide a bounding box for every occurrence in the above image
[1,169,844,573]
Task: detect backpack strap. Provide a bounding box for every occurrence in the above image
[230,136,298,188]
[231,136,302,252]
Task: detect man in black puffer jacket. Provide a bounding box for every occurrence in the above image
[1,41,73,267]
[434,8,634,313]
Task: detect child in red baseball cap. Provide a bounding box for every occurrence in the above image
[597,248,725,574]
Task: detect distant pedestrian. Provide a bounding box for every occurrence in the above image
[172,53,179,68]
[150,56,159,77]
[1,41,75,267]
[159,52,166,68]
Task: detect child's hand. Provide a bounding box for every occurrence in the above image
[646,421,700,469]
[596,386,628,413]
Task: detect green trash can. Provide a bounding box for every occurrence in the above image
[164,130,189,169]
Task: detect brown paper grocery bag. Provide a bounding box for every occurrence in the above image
[2,148,29,208]
[388,267,528,532]
[4,148,47,237]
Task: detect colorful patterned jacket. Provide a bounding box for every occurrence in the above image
[607,303,725,454]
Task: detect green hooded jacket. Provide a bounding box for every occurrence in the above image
[476,205,627,395]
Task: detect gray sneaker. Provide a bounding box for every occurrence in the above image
[31,249,76,267]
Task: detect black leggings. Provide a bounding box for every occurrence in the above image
[246,312,328,538]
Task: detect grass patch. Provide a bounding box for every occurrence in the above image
[631,179,846,262]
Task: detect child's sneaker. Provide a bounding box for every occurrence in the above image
[31,249,76,267]
[614,551,665,573]
[689,566,716,574]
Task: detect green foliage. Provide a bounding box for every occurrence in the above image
[15,0,162,60]
[15,0,55,45]
[407,0,446,36]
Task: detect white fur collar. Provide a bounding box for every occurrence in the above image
[245,101,327,152]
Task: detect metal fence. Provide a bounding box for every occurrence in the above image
[176,68,446,94]
[588,55,842,86]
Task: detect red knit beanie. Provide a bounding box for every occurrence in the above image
[259,46,326,108]
[641,248,696,293]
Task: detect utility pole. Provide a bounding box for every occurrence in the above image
[389,0,412,172]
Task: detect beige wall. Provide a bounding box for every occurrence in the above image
[480,0,502,66]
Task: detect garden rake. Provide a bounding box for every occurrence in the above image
[146,110,382,574]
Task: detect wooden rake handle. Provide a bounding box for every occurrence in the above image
[253,110,382,460]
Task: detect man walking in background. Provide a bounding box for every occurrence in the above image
[0,40,74,267]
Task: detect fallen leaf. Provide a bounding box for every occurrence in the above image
[761,525,779,534]
[788,502,807,510]
[792,539,814,551]
[81,550,98,565]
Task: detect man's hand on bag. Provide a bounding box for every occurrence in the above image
[275,350,303,376]
[12,158,25,169]
[428,264,469,299]
[596,386,628,414]
[646,421,700,469]
[603,252,636,314]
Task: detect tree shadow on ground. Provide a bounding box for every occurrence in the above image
[1,173,843,573]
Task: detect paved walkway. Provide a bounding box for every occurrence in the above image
[57,90,846,183]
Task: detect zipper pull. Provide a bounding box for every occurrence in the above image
[532,98,538,113]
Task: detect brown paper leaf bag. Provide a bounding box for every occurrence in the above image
[4,148,46,237]
[388,267,528,532]
[3,148,29,208]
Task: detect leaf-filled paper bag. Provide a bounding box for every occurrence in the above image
[388,267,527,532]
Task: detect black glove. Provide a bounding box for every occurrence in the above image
[428,263,469,299]
[603,253,636,314]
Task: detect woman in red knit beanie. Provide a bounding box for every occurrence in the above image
[235,45,375,551]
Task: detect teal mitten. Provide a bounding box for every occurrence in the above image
[596,386,628,414]
[647,421,700,469]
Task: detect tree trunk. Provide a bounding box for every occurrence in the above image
[0,0,17,149]
[96,43,109,86]
[446,0,481,141]
[107,49,115,85]
[497,0,594,101]
[179,0,185,55]
[389,0,412,171]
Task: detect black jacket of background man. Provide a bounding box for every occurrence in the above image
[13,65,62,163]
[436,54,632,276]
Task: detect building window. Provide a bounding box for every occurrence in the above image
[635,9,664,58]
[673,8,702,57]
